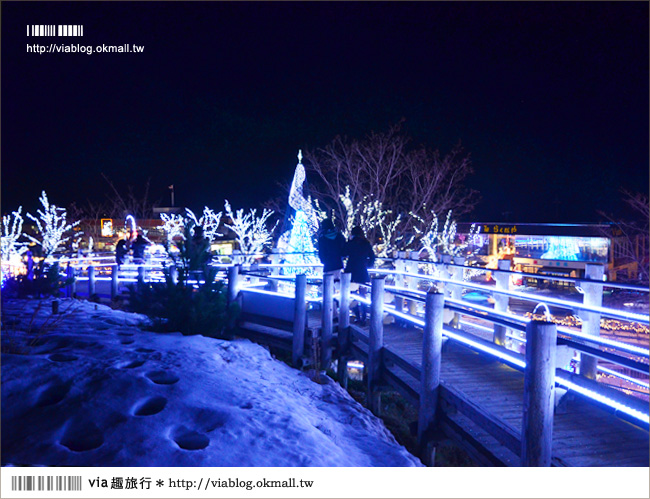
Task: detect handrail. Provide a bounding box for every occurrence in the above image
[383,283,649,359]
[46,251,649,368]
[372,269,649,323]
[40,251,650,292]
[54,256,650,436]
[377,255,650,292]
[347,290,650,428]
[349,291,648,380]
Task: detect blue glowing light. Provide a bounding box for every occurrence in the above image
[125,215,137,234]
[555,378,649,425]
[540,236,581,261]
[282,152,321,275]
[351,290,649,425]
[374,268,649,323]
[598,366,650,390]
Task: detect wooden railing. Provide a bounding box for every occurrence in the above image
[45,251,649,465]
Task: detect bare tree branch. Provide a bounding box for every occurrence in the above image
[304,124,479,245]
[599,189,649,282]
[100,173,160,220]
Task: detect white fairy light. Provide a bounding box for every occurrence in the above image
[409,209,481,277]
[339,186,403,257]
[185,207,223,243]
[160,213,185,242]
[1,207,26,262]
[25,191,81,257]
[224,200,278,264]
[1,207,28,283]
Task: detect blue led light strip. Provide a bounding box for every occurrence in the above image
[598,366,650,389]
[555,378,649,425]
[241,287,295,299]
[257,263,324,268]
[372,269,649,323]
[458,319,525,345]
[350,293,650,425]
[384,283,649,358]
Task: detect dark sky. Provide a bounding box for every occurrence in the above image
[2,1,648,223]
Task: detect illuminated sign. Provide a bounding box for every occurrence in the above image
[482,224,518,234]
[514,235,609,263]
[100,219,113,237]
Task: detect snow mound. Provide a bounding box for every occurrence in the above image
[1,298,422,467]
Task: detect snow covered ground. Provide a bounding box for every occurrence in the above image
[1,298,422,467]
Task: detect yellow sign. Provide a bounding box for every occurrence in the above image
[483,224,518,234]
[101,219,113,237]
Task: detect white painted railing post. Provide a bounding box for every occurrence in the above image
[292,274,307,368]
[521,320,557,467]
[227,264,241,331]
[493,259,511,346]
[232,250,243,266]
[66,264,76,298]
[227,264,240,304]
[321,272,335,371]
[405,253,419,315]
[450,256,465,328]
[368,276,385,414]
[270,249,281,276]
[436,254,449,301]
[337,272,352,386]
[579,263,604,379]
[418,291,445,466]
[169,264,178,285]
[394,252,406,315]
[111,264,118,299]
[88,265,96,296]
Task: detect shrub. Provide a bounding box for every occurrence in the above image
[129,266,238,338]
[2,262,71,299]
[129,223,239,338]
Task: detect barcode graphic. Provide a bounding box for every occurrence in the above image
[11,475,82,491]
[27,25,84,37]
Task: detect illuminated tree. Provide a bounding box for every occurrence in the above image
[339,186,403,258]
[410,210,481,260]
[1,207,26,262]
[26,191,82,258]
[160,213,185,242]
[185,207,223,243]
[1,207,28,283]
[224,201,277,263]
[304,122,478,236]
[162,207,224,245]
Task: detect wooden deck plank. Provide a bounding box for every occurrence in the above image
[240,307,649,467]
[387,331,649,467]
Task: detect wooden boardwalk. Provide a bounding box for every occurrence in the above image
[350,323,650,467]
[235,289,649,467]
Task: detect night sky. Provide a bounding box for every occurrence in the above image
[2,1,648,223]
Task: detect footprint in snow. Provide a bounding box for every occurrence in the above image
[60,418,104,452]
[48,353,78,362]
[120,339,135,345]
[172,426,210,451]
[116,359,146,369]
[145,371,179,385]
[132,396,167,416]
[135,348,155,353]
[35,380,72,407]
